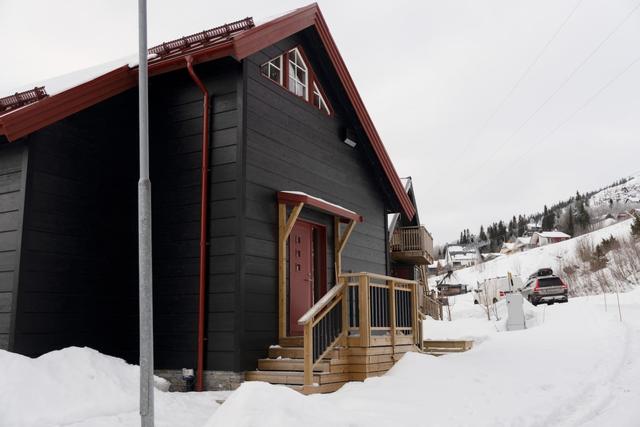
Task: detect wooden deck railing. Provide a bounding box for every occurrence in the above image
[390,226,434,262]
[298,282,347,387]
[424,291,443,320]
[298,272,420,388]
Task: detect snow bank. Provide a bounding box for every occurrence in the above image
[0,347,221,427]
[207,289,640,426]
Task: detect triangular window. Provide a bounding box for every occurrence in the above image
[259,46,331,115]
[260,56,282,85]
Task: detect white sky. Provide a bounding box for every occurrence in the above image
[2,0,639,243]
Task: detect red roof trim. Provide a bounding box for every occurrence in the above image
[0,3,415,219]
[277,191,363,223]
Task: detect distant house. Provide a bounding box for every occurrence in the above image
[500,236,532,254]
[427,259,447,275]
[616,212,633,221]
[445,245,480,268]
[530,231,571,246]
[481,253,503,262]
[526,222,542,233]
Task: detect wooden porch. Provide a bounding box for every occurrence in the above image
[246,272,422,394]
[390,225,434,265]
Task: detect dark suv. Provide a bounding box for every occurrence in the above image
[520,268,569,306]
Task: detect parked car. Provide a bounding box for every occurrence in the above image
[473,276,523,305]
[520,268,569,306]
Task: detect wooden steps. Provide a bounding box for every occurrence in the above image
[423,339,473,356]
[246,340,417,394]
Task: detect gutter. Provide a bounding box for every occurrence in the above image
[186,55,210,392]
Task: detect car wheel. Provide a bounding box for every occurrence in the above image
[528,296,537,306]
[492,298,498,304]
[547,301,554,306]
[474,300,479,305]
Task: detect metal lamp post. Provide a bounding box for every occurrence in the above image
[138,0,154,425]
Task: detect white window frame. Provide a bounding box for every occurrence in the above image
[260,55,283,85]
[287,48,308,100]
[312,82,330,114]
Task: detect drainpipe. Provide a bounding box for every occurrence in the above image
[186,55,210,392]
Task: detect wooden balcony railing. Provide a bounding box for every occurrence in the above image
[298,272,420,388]
[390,226,434,264]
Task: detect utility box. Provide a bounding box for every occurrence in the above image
[506,293,526,331]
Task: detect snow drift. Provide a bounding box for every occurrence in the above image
[0,347,221,427]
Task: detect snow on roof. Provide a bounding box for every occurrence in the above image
[279,191,357,216]
[447,245,463,252]
[516,237,531,244]
[537,231,571,238]
[452,253,477,261]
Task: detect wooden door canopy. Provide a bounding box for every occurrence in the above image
[277,191,361,341]
[277,191,363,223]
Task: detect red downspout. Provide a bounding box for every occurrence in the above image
[186,56,210,392]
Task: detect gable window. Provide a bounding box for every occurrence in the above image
[260,56,282,85]
[287,48,308,99]
[259,46,331,115]
[312,82,329,114]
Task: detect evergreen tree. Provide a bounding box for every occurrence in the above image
[576,200,590,230]
[479,225,487,242]
[542,205,555,231]
[517,215,527,237]
[564,205,575,236]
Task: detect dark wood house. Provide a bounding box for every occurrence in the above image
[0,4,431,393]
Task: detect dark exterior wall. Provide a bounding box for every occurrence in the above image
[239,35,389,369]
[149,58,242,371]
[0,142,27,350]
[13,90,140,359]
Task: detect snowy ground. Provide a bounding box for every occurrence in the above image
[207,289,640,427]
[2,288,639,427]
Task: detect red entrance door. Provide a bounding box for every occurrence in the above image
[289,221,314,336]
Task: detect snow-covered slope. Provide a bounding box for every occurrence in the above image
[590,174,640,206]
[432,219,638,295]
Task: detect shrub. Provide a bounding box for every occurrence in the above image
[632,214,640,239]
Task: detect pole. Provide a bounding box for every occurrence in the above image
[138,0,154,426]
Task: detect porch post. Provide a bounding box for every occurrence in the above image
[278,201,303,340]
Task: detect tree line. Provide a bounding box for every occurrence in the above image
[451,176,634,254]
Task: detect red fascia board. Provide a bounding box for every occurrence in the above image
[0,66,136,142]
[277,192,363,223]
[233,5,317,58]
[0,44,234,142]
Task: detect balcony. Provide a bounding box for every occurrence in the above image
[390,225,434,265]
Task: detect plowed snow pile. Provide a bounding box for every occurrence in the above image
[0,347,223,427]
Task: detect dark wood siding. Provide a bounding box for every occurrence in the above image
[0,142,27,350]
[239,35,389,369]
[149,58,242,371]
[13,90,140,359]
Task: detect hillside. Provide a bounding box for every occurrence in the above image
[433,219,639,296]
[590,174,640,206]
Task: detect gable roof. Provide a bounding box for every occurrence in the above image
[0,3,415,219]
